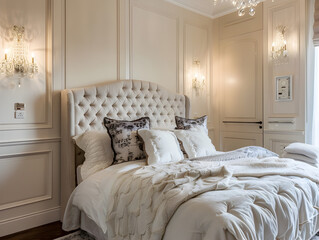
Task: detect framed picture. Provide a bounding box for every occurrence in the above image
[275,75,292,101]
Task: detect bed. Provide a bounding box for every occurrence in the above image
[61,79,319,240]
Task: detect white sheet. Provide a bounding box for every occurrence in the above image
[64,157,319,240]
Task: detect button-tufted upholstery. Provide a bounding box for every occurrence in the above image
[61,79,190,216]
[69,80,189,136]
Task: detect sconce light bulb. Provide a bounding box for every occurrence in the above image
[4,49,9,61]
[31,52,35,64]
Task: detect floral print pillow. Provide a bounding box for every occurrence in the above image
[104,117,150,164]
[175,115,208,133]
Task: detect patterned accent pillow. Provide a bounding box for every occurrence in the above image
[104,117,150,164]
[175,115,208,133]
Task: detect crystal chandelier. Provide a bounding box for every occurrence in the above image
[213,0,260,17]
[0,25,38,86]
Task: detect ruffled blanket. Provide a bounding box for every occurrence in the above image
[105,157,319,240]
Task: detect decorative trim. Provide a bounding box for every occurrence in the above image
[0,137,61,147]
[0,207,60,237]
[264,130,305,135]
[0,150,53,211]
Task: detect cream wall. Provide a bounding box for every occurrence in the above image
[0,0,213,236]
[65,0,214,133]
[0,0,308,236]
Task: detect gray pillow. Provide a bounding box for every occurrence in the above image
[175,115,208,133]
[104,117,150,164]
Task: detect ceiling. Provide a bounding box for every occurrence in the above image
[165,0,260,19]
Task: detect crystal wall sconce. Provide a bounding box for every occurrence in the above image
[0,25,38,87]
[272,25,288,61]
[192,60,205,95]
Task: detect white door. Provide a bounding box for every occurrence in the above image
[220,31,263,151]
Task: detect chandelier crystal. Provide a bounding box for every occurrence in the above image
[213,0,260,17]
[0,25,38,81]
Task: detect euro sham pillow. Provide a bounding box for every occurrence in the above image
[104,117,150,164]
[175,115,208,133]
[73,130,114,180]
[174,127,216,158]
[284,142,319,160]
[138,129,184,165]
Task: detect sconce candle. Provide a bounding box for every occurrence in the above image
[4,49,8,61]
[31,53,35,64]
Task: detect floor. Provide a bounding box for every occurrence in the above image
[1,221,76,240]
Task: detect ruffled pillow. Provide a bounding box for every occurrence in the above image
[175,115,208,133]
[174,127,216,158]
[138,129,184,165]
[284,143,319,160]
[104,117,150,164]
[73,130,113,180]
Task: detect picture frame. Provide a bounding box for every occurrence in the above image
[275,75,292,101]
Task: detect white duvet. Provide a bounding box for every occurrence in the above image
[63,156,319,240]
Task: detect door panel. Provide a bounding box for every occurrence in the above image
[222,132,263,152]
[220,31,263,151]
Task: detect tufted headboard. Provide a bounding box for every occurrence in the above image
[60,79,190,217]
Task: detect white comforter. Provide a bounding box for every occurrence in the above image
[63,157,319,240]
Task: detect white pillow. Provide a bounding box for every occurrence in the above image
[174,128,216,158]
[284,143,319,160]
[73,130,113,180]
[138,129,184,165]
[282,152,319,165]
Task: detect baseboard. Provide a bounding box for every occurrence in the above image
[0,206,61,237]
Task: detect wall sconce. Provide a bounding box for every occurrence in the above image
[192,60,205,95]
[0,25,38,87]
[271,25,288,61]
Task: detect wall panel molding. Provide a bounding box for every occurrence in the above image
[183,23,210,119]
[129,2,180,93]
[0,149,53,211]
[0,0,53,131]
[263,0,306,134]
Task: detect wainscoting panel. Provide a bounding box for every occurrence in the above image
[65,0,118,88]
[0,150,52,211]
[0,141,60,236]
[263,0,306,133]
[221,132,263,152]
[184,23,209,118]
